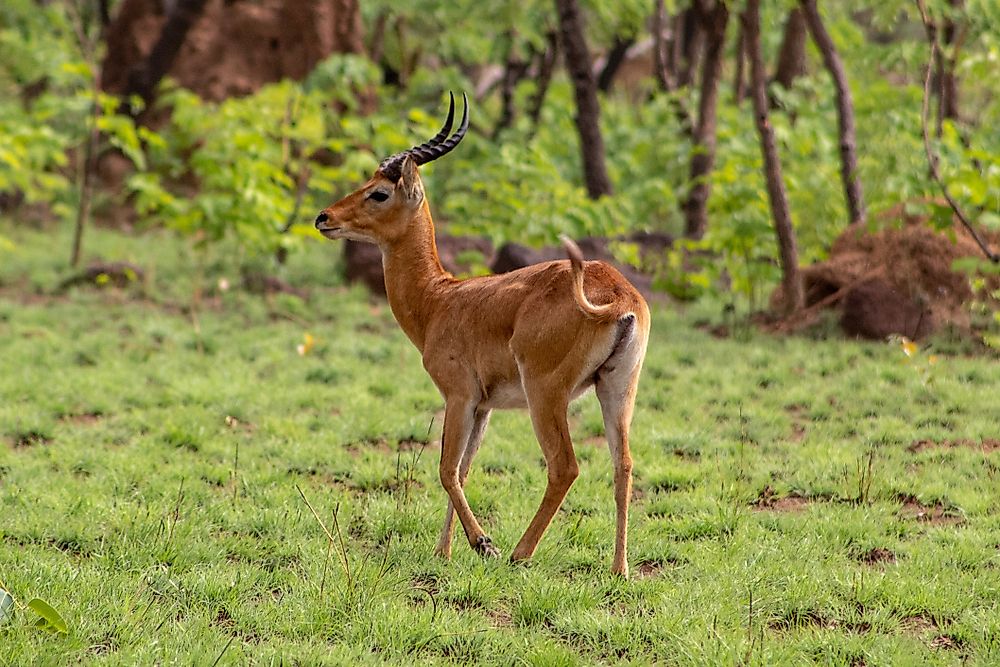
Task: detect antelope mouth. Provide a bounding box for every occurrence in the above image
[314,212,341,238]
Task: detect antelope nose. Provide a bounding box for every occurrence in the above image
[315,212,329,228]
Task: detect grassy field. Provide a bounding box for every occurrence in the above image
[1,222,999,666]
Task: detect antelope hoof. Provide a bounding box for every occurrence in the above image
[474,535,500,558]
[433,544,452,560]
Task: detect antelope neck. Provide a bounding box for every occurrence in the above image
[380,201,451,351]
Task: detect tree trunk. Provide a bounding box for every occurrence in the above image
[528,31,559,133]
[331,0,364,54]
[800,0,866,225]
[597,35,635,92]
[675,4,703,89]
[772,8,807,91]
[554,0,613,198]
[122,0,209,114]
[743,0,804,314]
[682,1,728,239]
[367,10,388,63]
[938,0,964,131]
[652,0,675,91]
[732,20,747,103]
[98,0,111,29]
[493,35,532,139]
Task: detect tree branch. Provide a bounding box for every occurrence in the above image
[915,0,998,263]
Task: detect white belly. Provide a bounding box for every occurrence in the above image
[481,381,528,409]
[479,377,596,410]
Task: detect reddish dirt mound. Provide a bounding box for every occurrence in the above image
[103,0,362,103]
[774,204,999,339]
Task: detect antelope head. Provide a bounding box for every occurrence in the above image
[314,92,469,247]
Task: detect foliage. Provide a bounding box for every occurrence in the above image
[1,0,999,315]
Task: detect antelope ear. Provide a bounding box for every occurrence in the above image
[397,156,424,204]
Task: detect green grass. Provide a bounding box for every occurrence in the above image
[2,222,999,665]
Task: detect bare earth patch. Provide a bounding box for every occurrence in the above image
[769,610,870,634]
[908,438,1000,453]
[486,608,513,628]
[8,431,52,449]
[398,438,435,452]
[635,558,678,579]
[59,412,103,426]
[858,547,897,566]
[900,614,939,635]
[899,615,968,652]
[896,493,964,525]
[790,422,807,442]
[930,634,967,651]
[753,486,811,512]
[344,437,393,455]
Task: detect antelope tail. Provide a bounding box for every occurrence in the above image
[560,235,617,320]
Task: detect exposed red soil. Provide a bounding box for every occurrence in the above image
[8,431,53,449]
[58,412,103,426]
[634,557,681,579]
[753,485,811,512]
[858,547,897,565]
[789,422,807,442]
[908,438,1000,453]
[896,493,964,525]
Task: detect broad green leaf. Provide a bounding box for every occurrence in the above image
[27,598,68,634]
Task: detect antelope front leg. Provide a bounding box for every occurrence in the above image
[438,400,499,558]
[435,408,491,559]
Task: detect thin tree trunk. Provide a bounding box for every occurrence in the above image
[597,35,635,92]
[652,0,695,133]
[68,1,101,267]
[367,10,388,64]
[772,8,807,91]
[493,35,532,139]
[732,20,747,103]
[528,30,559,134]
[652,0,675,91]
[675,4,703,89]
[332,0,364,54]
[72,97,99,268]
[554,0,613,198]
[743,0,804,313]
[122,0,208,115]
[98,0,111,29]
[682,1,728,239]
[800,0,866,225]
[938,0,964,131]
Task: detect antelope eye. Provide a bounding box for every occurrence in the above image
[367,190,389,202]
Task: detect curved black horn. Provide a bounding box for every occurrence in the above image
[413,92,469,166]
[378,92,469,182]
[408,92,456,156]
